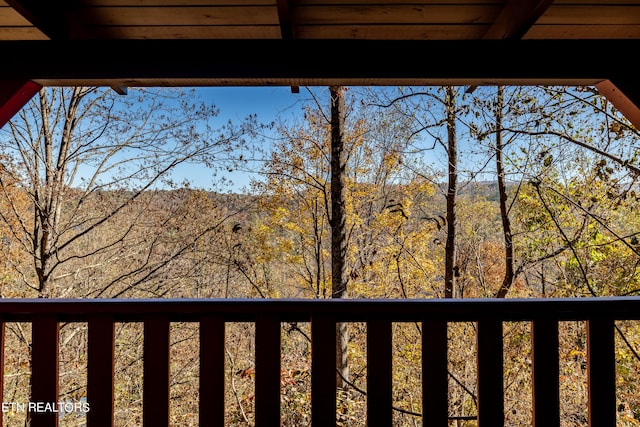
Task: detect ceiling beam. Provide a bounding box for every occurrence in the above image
[276,0,294,40]
[0,39,634,85]
[467,0,553,93]
[274,0,300,94]
[0,80,42,129]
[483,0,554,40]
[110,85,128,96]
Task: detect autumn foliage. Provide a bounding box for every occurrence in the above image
[0,85,639,425]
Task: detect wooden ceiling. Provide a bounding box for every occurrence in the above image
[1,1,640,127]
[2,1,640,41]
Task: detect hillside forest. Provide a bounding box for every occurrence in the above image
[0,85,639,426]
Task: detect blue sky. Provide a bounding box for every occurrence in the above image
[172,86,311,192]
[198,86,307,123]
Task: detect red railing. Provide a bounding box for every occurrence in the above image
[1,297,639,427]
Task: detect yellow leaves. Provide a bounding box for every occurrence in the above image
[382,151,401,169]
[272,206,290,223]
[375,207,405,230]
[291,154,305,172]
[589,248,606,262]
[283,221,304,235]
[568,348,586,359]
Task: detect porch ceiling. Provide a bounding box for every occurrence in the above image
[2,0,640,43]
[1,0,640,127]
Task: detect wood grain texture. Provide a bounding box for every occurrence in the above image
[292,5,502,25]
[82,25,281,39]
[0,6,33,25]
[0,26,46,39]
[525,24,640,39]
[73,6,278,26]
[539,5,640,24]
[294,24,489,40]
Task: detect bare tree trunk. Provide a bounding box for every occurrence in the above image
[444,86,458,299]
[33,88,81,296]
[495,86,515,298]
[329,86,349,387]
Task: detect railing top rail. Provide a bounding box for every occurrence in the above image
[0,297,639,322]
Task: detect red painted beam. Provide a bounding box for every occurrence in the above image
[596,79,640,131]
[0,80,41,129]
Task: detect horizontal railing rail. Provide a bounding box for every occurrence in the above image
[0,297,639,427]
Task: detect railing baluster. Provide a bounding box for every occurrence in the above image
[587,318,616,427]
[31,316,59,427]
[87,316,115,427]
[200,315,225,427]
[0,297,634,427]
[255,316,281,426]
[311,315,336,427]
[143,316,170,427]
[476,319,504,427]
[367,318,392,427]
[423,320,448,426]
[532,318,559,427]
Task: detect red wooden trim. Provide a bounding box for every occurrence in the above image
[0,80,41,129]
[476,319,504,427]
[143,316,170,427]
[423,320,448,426]
[367,319,393,427]
[199,315,225,427]
[596,80,640,131]
[587,318,616,427]
[255,316,281,426]
[87,317,115,427]
[311,315,336,427]
[532,319,560,427]
[31,316,59,427]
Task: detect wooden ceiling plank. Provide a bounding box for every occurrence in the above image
[4,0,68,39]
[76,0,276,4]
[297,0,507,4]
[525,25,640,39]
[539,5,640,25]
[292,5,502,25]
[0,5,33,26]
[294,24,490,40]
[0,26,48,39]
[75,6,279,26]
[554,0,640,4]
[83,25,282,39]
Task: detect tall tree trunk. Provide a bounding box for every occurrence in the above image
[444,86,458,299]
[494,86,515,298]
[329,86,350,388]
